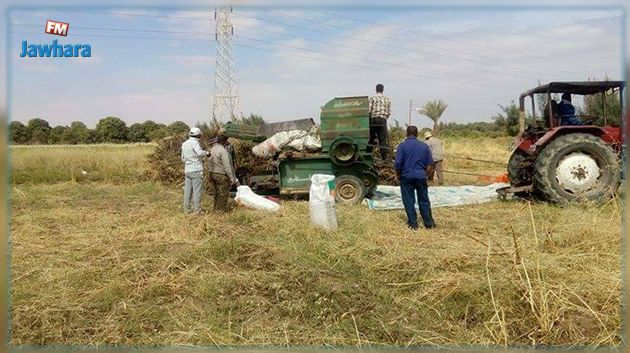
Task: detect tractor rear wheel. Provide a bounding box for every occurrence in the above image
[335,174,367,205]
[533,133,620,204]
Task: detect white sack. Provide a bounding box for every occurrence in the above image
[252,130,308,158]
[309,174,338,230]
[234,185,280,212]
[286,127,322,151]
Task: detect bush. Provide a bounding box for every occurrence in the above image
[26,118,51,144]
[9,121,29,144]
[96,117,128,143]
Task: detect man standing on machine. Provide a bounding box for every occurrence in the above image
[369,83,392,159]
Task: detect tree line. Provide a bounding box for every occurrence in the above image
[9,91,620,145]
[8,114,269,145]
[9,117,194,145]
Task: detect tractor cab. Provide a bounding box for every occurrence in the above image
[517,81,624,147]
[504,81,625,204]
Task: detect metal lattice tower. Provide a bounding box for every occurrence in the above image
[212,7,240,122]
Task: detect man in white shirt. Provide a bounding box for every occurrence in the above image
[181,127,209,214]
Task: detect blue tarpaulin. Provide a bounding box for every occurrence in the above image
[363,183,509,210]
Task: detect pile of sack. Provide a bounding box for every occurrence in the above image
[252,126,321,159]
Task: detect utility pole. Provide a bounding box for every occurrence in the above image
[408,99,412,126]
[212,6,240,123]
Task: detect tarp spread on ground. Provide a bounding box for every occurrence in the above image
[363,183,509,210]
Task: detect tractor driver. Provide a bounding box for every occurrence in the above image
[558,93,583,126]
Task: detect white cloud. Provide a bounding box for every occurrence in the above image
[161,54,213,67]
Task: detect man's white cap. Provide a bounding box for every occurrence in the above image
[424,131,433,139]
[189,127,202,136]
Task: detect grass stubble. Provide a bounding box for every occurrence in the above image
[7,138,623,348]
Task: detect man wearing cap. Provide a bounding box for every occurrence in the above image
[209,134,240,212]
[181,127,209,214]
[424,131,444,185]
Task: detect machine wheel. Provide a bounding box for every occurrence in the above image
[335,174,367,205]
[361,170,379,198]
[508,149,535,186]
[330,137,359,166]
[533,133,620,204]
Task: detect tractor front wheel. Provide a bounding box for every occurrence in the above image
[533,133,620,204]
[335,174,367,205]
[508,148,535,187]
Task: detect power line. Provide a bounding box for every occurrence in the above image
[234,34,522,89]
[316,9,621,74]
[232,40,522,91]
[10,26,520,88]
[10,26,526,90]
[28,9,215,21]
[264,9,560,72]
[13,21,530,87]
[229,18,561,83]
[231,11,572,80]
[11,30,214,42]
[11,23,213,36]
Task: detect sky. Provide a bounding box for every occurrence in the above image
[5,5,625,130]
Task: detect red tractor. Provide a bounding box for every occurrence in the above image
[503,81,624,204]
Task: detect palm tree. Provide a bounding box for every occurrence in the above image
[417,99,448,131]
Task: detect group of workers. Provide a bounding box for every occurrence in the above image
[368,83,445,230]
[182,84,445,231]
[181,128,239,214]
[368,83,445,181]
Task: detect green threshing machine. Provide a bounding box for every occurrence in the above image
[225,96,379,204]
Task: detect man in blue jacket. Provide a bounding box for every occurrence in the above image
[558,93,582,126]
[395,126,436,230]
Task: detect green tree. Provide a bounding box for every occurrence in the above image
[62,122,90,144]
[583,90,621,125]
[9,121,30,144]
[49,126,67,144]
[168,121,190,135]
[535,92,560,118]
[96,116,127,143]
[26,118,51,144]
[127,123,148,143]
[139,120,169,141]
[417,100,448,131]
[387,119,406,146]
[240,113,265,126]
[492,102,520,136]
[147,123,168,141]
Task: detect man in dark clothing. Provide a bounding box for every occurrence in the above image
[208,135,240,212]
[558,93,582,126]
[394,126,436,230]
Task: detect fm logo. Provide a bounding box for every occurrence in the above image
[45,20,69,36]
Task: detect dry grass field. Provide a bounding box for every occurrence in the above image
[8,137,623,348]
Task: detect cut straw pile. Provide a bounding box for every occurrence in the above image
[146,133,401,187]
[145,133,273,187]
